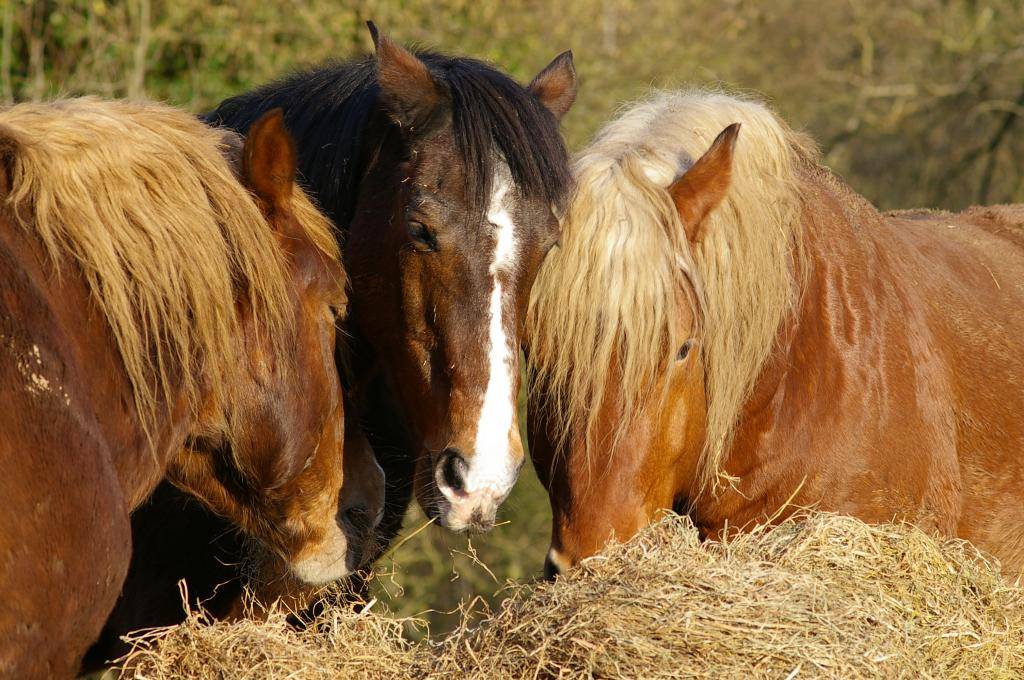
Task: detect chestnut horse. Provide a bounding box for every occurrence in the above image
[87,23,577,667]
[0,101,382,677]
[527,91,1024,578]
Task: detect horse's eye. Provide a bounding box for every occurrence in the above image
[676,339,694,361]
[409,221,438,252]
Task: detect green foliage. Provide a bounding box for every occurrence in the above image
[7,1,1024,208]
[6,0,1023,635]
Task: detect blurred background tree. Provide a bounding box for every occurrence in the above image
[6,0,1023,635]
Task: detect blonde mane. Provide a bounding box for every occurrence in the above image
[527,90,813,491]
[0,98,340,439]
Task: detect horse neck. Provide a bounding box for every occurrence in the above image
[749,174,879,407]
[0,215,197,508]
[697,170,890,527]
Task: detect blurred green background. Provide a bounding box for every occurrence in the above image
[7,0,1024,636]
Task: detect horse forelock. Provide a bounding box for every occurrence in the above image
[432,54,572,211]
[527,89,813,491]
[0,98,340,446]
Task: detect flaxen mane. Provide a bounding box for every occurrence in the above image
[0,98,339,438]
[528,90,814,491]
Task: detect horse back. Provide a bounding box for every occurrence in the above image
[706,188,1024,575]
[879,204,1024,570]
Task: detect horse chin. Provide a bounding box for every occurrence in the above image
[287,528,352,586]
[423,493,498,534]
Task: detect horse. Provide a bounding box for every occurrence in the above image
[526,90,1024,579]
[87,22,578,665]
[0,100,383,677]
[205,22,577,532]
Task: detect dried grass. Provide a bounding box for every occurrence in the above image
[119,513,1024,679]
[120,595,420,680]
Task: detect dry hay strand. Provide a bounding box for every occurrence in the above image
[119,513,1024,679]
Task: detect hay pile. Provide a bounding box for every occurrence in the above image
[119,598,418,680]
[120,514,1024,679]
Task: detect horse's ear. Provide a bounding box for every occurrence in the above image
[241,108,296,219]
[668,123,740,243]
[367,21,450,136]
[529,50,577,121]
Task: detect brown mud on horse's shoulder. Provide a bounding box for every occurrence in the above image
[0,229,67,407]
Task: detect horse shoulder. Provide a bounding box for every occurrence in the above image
[706,197,971,536]
[0,219,135,677]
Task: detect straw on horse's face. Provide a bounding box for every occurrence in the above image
[534,125,739,576]
[348,26,576,532]
[168,111,384,584]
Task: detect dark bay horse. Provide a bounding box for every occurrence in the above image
[527,91,1024,578]
[88,22,577,666]
[0,101,382,677]
[205,23,576,532]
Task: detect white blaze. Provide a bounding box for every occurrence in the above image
[466,169,519,494]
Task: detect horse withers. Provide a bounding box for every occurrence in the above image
[528,91,1024,578]
[0,101,382,677]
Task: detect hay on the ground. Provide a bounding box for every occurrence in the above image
[119,513,1024,679]
[119,597,419,680]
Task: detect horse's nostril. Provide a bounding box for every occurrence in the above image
[440,448,468,494]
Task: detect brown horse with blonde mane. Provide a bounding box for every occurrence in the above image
[0,100,383,677]
[527,91,1024,578]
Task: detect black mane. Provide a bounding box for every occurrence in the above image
[204,52,572,229]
